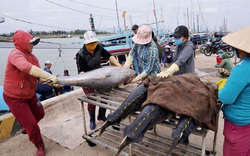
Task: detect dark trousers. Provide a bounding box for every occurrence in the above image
[3,93,44,145]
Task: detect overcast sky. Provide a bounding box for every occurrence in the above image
[0,0,250,34]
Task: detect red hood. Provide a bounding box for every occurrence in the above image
[12,30,33,53]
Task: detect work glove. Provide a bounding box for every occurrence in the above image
[131,71,147,83]
[157,63,179,78]
[109,56,122,67]
[123,55,133,68]
[29,65,57,84]
[216,79,227,90]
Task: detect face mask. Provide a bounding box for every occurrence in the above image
[85,42,98,51]
[174,38,183,46]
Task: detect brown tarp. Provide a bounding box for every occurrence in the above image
[142,73,220,132]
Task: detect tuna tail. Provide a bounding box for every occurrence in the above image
[98,83,148,136]
[123,104,172,144]
[99,121,109,136]
[115,104,174,155]
[167,117,194,155]
[166,136,181,156]
[115,136,131,156]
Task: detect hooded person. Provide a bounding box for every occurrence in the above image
[76,30,122,130]
[123,25,161,83]
[3,30,58,156]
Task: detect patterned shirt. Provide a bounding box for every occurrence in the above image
[129,41,161,75]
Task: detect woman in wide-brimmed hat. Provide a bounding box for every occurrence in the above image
[123,25,161,83]
[217,26,250,156]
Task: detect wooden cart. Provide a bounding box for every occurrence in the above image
[78,85,218,156]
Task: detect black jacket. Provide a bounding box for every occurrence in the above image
[76,44,111,73]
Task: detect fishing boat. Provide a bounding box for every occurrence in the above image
[98,30,133,63]
[0,86,10,115]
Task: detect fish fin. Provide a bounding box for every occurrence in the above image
[116,136,130,156]
[99,121,110,136]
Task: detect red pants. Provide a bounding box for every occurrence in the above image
[223,119,250,156]
[3,93,44,145]
[82,87,96,112]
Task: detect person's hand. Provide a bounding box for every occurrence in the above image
[157,71,171,78]
[131,71,147,83]
[109,56,122,67]
[48,75,57,84]
[43,75,58,86]
[123,54,133,68]
[157,63,179,78]
[216,79,227,90]
[131,76,141,83]
[123,64,130,68]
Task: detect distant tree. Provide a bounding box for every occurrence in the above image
[1,29,113,37]
[28,29,34,35]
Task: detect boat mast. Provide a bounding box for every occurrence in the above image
[197,15,199,32]
[153,0,158,35]
[187,8,190,32]
[89,14,96,33]
[115,0,122,33]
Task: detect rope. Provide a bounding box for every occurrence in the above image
[51,45,67,72]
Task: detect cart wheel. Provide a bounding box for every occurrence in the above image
[86,140,96,147]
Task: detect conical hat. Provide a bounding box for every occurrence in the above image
[222,26,250,53]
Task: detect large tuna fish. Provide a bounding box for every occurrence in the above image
[56,66,136,90]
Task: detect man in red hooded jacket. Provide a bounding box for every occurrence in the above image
[3,30,57,156]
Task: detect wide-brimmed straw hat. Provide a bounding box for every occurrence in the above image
[222,26,250,53]
[132,25,152,45]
